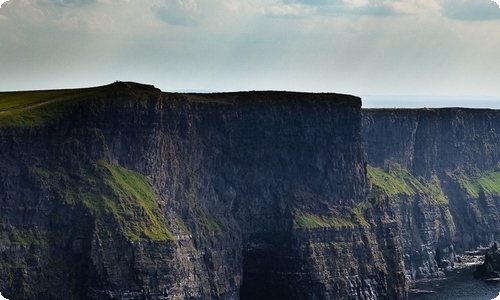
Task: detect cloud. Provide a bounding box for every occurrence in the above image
[1,0,500,97]
[442,0,500,20]
[259,3,314,18]
[154,0,200,26]
[259,0,438,18]
[39,0,97,7]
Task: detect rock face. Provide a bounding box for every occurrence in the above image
[0,83,406,299]
[363,108,500,280]
[474,243,500,279]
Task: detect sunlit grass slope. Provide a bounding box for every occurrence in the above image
[30,160,173,242]
[449,168,500,198]
[367,163,448,205]
[0,82,160,127]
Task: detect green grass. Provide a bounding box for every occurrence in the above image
[194,206,225,232]
[477,172,500,195]
[97,162,172,241]
[30,160,173,242]
[3,225,45,246]
[0,82,161,128]
[180,167,226,233]
[367,164,418,196]
[368,162,448,205]
[427,174,448,204]
[449,168,500,198]
[174,217,191,235]
[448,168,480,197]
[351,202,370,227]
[294,212,356,229]
[0,88,95,127]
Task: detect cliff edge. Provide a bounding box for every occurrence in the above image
[363,108,500,280]
[0,82,406,299]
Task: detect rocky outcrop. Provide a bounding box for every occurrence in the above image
[0,83,406,299]
[474,243,500,279]
[363,108,500,280]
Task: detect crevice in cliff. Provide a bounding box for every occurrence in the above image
[239,233,303,300]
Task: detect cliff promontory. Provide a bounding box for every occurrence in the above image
[0,82,406,299]
[363,108,500,280]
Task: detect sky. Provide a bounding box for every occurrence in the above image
[1,0,500,108]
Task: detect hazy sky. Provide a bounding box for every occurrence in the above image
[1,0,500,108]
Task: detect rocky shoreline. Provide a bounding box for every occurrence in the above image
[408,249,485,295]
[455,252,485,268]
[473,243,500,280]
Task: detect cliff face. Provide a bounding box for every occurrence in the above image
[0,83,406,299]
[363,108,500,280]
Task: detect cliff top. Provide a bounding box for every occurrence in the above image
[363,107,498,112]
[0,81,161,127]
[0,81,360,128]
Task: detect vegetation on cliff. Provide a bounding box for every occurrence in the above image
[449,168,500,198]
[0,82,160,128]
[0,83,405,299]
[293,212,355,229]
[293,202,370,230]
[367,162,448,205]
[30,160,172,242]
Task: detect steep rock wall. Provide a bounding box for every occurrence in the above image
[363,108,500,280]
[0,83,406,299]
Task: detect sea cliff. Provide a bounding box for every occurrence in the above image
[363,108,500,280]
[0,82,406,299]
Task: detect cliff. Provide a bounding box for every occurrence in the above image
[0,82,406,299]
[474,242,500,279]
[363,108,500,280]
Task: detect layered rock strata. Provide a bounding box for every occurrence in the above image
[0,83,406,299]
[363,108,500,280]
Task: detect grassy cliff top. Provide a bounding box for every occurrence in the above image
[0,82,161,128]
[0,81,360,127]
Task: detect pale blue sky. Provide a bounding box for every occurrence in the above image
[1,0,500,108]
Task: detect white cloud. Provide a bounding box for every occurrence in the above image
[155,0,200,26]
[389,0,441,15]
[441,0,500,20]
[259,2,314,18]
[0,0,500,97]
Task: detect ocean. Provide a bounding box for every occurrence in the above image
[409,265,500,300]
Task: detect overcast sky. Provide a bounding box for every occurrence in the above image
[1,0,500,108]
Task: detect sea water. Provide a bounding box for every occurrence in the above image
[409,265,500,300]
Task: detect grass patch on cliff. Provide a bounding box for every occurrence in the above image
[0,88,96,127]
[94,162,172,241]
[449,168,500,198]
[194,207,225,232]
[30,161,173,242]
[294,213,355,229]
[368,163,447,205]
[3,225,46,246]
[181,167,226,234]
[477,172,500,195]
[367,164,423,197]
[293,203,370,229]
[0,82,161,128]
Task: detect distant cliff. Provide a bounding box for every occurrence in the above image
[363,108,500,280]
[0,83,406,299]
